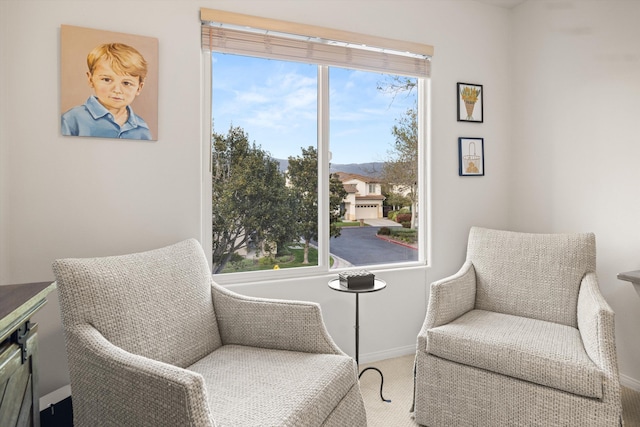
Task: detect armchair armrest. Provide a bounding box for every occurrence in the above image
[577,272,622,410]
[577,272,619,376]
[66,324,215,427]
[212,281,345,355]
[417,261,477,351]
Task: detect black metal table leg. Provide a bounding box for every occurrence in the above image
[355,293,390,403]
[359,366,391,402]
[327,278,390,403]
[355,293,360,365]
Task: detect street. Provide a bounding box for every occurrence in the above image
[328,226,418,267]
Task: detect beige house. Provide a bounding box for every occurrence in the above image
[334,172,385,221]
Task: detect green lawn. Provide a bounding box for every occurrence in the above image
[335,221,365,227]
[222,244,334,272]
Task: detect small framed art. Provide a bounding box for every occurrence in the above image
[457,82,483,123]
[459,137,484,176]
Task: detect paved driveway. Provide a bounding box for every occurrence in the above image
[329,226,418,267]
[363,218,400,227]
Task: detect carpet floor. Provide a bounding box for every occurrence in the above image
[360,354,640,427]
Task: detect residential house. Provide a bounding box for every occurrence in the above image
[334,172,385,221]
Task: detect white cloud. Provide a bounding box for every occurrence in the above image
[211,53,416,162]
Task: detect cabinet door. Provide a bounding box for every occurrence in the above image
[0,332,38,427]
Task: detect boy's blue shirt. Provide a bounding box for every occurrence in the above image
[61,96,152,140]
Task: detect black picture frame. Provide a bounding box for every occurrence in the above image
[457,82,483,123]
[458,137,484,176]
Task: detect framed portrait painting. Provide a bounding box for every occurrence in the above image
[60,25,159,141]
[457,82,483,123]
[459,137,484,176]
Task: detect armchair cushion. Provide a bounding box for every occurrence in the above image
[425,309,603,399]
[188,345,357,426]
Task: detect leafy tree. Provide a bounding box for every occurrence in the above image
[382,183,411,211]
[287,147,317,265]
[329,172,348,237]
[382,106,418,228]
[211,125,297,273]
[377,75,419,229]
[287,147,347,264]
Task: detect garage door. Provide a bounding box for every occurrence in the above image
[355,204,379,219]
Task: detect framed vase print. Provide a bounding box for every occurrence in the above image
[457,82,483,123]
[459,137,484,176]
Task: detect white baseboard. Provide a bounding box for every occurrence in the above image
[358,345,415,364]
[621,374,640,392]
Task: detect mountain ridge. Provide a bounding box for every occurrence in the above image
[275,158,384,177]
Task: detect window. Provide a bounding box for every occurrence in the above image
[201,9,432,278]
[210,55,319,274]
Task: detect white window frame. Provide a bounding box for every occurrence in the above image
[200,10,432,284]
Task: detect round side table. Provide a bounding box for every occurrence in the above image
[328,278,390,403]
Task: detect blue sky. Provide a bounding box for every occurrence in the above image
[211,53,416,165]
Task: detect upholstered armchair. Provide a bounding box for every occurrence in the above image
[415,227,623,426]
[53,239,367,427]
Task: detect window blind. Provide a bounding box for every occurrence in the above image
[200,8,432,78]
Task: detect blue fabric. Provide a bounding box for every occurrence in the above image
[61,96,152,140]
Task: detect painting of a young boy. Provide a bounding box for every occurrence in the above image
[62,43,152,140]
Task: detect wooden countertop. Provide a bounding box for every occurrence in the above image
[0,281,56,341]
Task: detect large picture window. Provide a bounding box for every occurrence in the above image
[202,9,431,278]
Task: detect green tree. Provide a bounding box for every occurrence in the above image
[287,147,317,265]
[382,183,411,211]
[287,147,347,264]
[377,76,419,229]
[382,106,418,228]
[329,172,348,237]
[212,125,297,273]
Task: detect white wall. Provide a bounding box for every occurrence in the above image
[0,1,9,286]
[510,0,640,388]
[1,0,512,398]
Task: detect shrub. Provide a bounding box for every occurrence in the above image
[378,227,391,236]
[388,227,417,242]
[392,228,415,237]
[258,256,276,267]
[401,221,411,228]
[396,213,412,224]
[228,252,244,263]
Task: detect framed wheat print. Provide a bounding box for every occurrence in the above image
[459,137,484,176]
[457,82,483,123]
